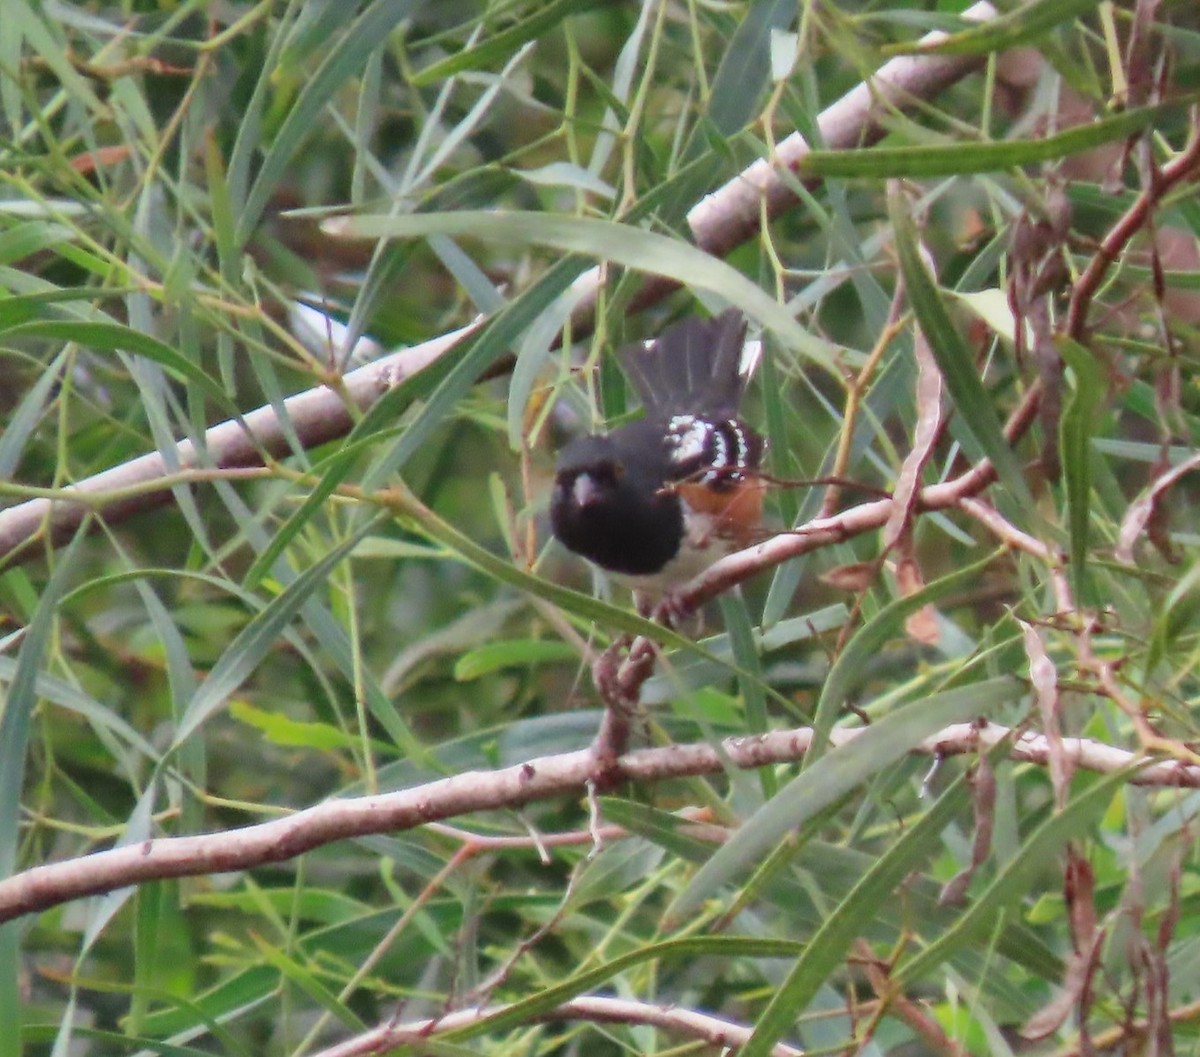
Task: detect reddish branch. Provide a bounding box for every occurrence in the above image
[1065,117,1200,341]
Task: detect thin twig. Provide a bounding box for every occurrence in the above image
[1065,116,1200,341]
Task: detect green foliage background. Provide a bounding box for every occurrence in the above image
[2,1,1200,1055]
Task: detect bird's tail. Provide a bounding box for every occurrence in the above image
[618,309,754,420]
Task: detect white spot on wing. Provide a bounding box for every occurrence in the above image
[666,414,710,464]
[700,426,729,483]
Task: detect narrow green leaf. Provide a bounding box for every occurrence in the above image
[237,366,466,593]
[804,99,1189,179]
[0,320,234,412]
[720,592,773,796]
[506,284,586,450]
[360,258,590,489]
[889,187,1033,507]
[510,162,615,198]
[130,878,166,1034]
[133,965,277,1039]
[640,605,848,705]
[249,934,363,1030]
[327,210,836,369]
[701,0,797,142]
[0,350,67,478]
[132,581,205,831]
[229,700,391,752]
[388,488,702,654]
[454,640,578,681]
[599,799,727,862]
[0,656,157,759]
[884,0,1102,57]
[204,132,239,280]
[0,286,120,326]
[10,0,105,113]
[0,220,76,265]
[669,677,1017,923]
[0,527,85,1057]
[412,0,607,86]
[1059,337,1104,602]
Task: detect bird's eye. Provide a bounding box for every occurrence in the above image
[590,462,623,486]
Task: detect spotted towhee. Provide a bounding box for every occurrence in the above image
[550,309,765,594]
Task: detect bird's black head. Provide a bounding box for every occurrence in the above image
[549,427,683,577]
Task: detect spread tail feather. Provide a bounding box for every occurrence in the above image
[618,309,752,419]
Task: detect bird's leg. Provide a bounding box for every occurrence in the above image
[652,591,697,631]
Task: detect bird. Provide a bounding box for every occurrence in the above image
[549,308,765,596]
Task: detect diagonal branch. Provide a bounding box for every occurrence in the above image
[1065,114,1200,341]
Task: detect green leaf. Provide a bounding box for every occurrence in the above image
[802,99,1191,179]
[237,328,482,592]
[445,936,803,1044]
[701,0,797,141]
[133,965,277,1040]
[1059,336,1104,602]
[327,210,836,369]
[9,0,105,114]
[361,258,591,488]
[889,186,1033,508]
[249,934,363,1031]
[0,527,85,1057]
[0,220,76,265]
[229,700,391,753]
[454,640,578,681]
[0,320,234,412]
[412,0,607,85]
[883,0,1102,57]
[720,592,773,796]
[385,487,704,655]
[641,605,849,705]
[0,350,67,479]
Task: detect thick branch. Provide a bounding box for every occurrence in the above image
[0,718,1189,925]
[0,4,998,566]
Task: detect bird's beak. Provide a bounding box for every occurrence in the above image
[572,473,600,508]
